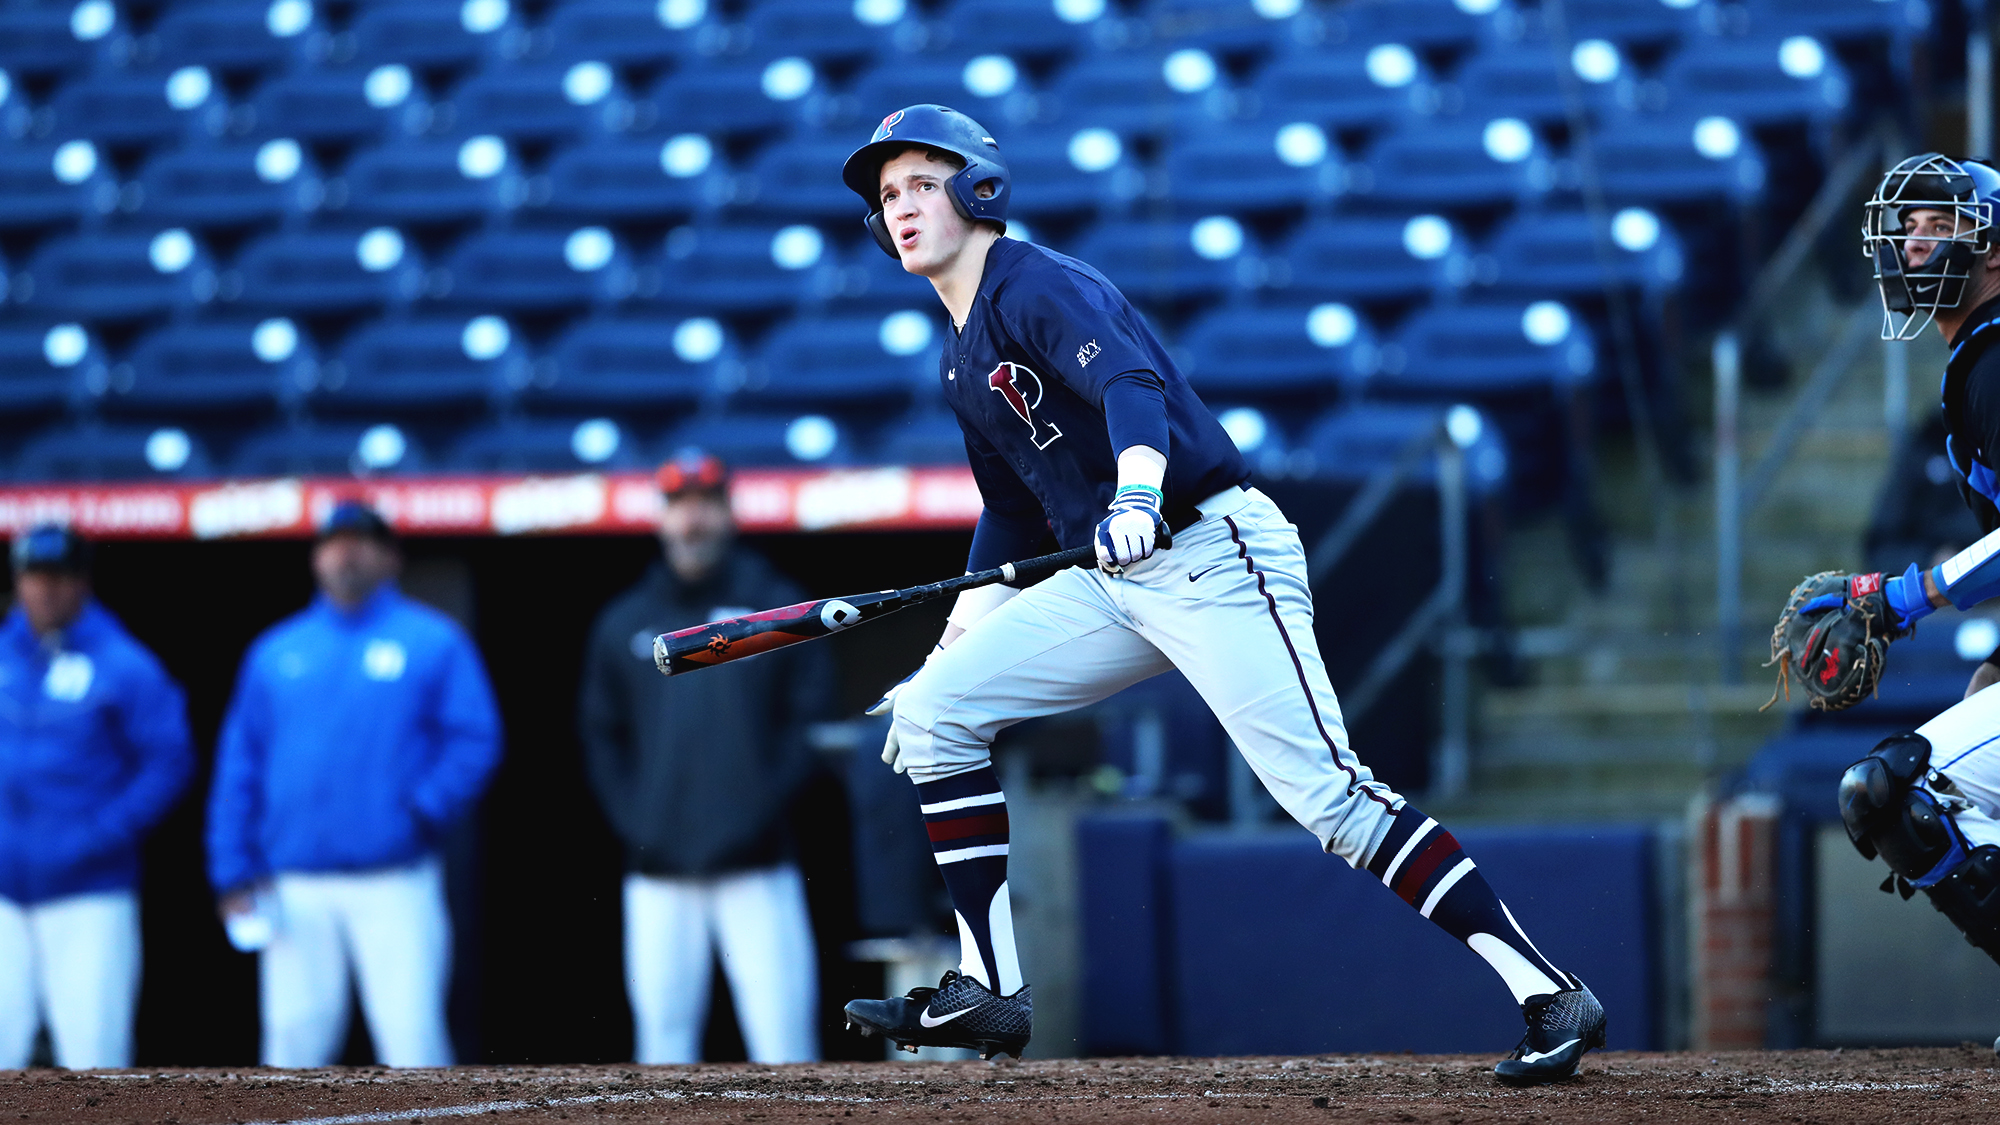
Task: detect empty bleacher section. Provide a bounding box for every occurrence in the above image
[0,0,1911,504]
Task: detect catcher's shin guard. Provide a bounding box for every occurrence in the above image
[1923,845,2000,964]
[1838,733,1956,880]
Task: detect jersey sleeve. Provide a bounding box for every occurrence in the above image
[995,264,1160,407]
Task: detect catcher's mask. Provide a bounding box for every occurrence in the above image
[1864,152,2000,340]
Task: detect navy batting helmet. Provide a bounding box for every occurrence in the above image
[841,104,1009,259]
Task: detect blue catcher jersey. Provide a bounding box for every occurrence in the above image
[942,238,1249,549]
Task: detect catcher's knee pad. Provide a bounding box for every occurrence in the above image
[1922,845,2000,965]
[1839,732,1961,882]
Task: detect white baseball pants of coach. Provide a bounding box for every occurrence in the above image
[261,857,453,1068]
[1910,683,2000,847]
[894,486,1404,866]
[623,865,819,1064]
[0,890,140,1069]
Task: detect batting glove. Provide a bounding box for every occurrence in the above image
[1095,485,1167,575]
[866,645,940,774]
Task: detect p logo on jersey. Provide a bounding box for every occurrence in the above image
[872,109,905,143]
[987,362,1063,450]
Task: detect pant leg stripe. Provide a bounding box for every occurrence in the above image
[920,792,1006,815]
[1223,515,1393,810]
[1418,857,1478,919]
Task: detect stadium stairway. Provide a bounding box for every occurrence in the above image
[1441,270,1929,823]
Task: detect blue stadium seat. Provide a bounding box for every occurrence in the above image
[744,0,904,61]
[651,224,834,313]
[231,228,425,311]
[1068,218,1252,307]
[350,1,515,70]
[545,0,707,65]
[1002,128,1144,218]
[15,424,215,482]
[134,139,321,228]
[534,316,721,410]
[1298,403,1509,494]
[874,409,967,465]
[113,319,312,413]
[20,230,215,319]
[1177,304,1374,401]
[1045,48,1229,137]
[846,56,1029,134]
[449,418,646,473]
[48,68,213,147]
[1323,0,1514,49]
[1249,44,1435,133]
[1353,118,1551,211]
[643,58,816,139]
[1164,121,1340,213]
[1739,0,1931,43]
[336,136,520,223]
[0,2,116,77]
[249,66,429,142]
[936,0,1110,58]
[320,316,521,412]
[1269,215,1459,306]
[446,60,633,141]
[1591,113,1766,205]
[0,323,93,413]
[542,135,720,219]
[743,135,873,221]
[0,141,115,229]
[230,422,431,477]
[1483,208,1686,298]
[1381,301,1596,397]
[1656,35,1852,125]
[1148,0,1318,52]
[150,0,316,74]
[438,227,634,310]
[664,413,856,467]
[1561,0,1706,45]
[738,314,935,407]
[1453,45,1615,124]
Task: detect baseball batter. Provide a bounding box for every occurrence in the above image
[1799,154,2000,1049]
[835,105,1605,1084]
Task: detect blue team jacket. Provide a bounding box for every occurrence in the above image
[206,586,501,892]
[0,601,194,905]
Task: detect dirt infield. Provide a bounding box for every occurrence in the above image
[3,1048,1997,1125]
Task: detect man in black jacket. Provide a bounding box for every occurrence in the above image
[579,450,831,1063]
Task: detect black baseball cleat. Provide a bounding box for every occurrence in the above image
[1493,976,1606,1087]
[843,970,1032,1060]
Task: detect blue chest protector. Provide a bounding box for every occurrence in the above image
[1942,310,2000,525]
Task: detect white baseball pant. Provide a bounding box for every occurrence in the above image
[623,865,819,1064]
[261,857,453,1068]
[1912,682,2000,847]
[893,486,1404,866]
[0,890,140,1069]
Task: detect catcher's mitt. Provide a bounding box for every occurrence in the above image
[1765,570,1911,712]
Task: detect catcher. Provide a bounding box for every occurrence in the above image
[1774,154,2000,1002]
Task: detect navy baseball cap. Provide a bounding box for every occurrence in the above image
[656,448,729,496]
[11,523,91,575]
[317,499,396,544]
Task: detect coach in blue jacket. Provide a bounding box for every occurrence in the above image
[207,502,500,1068]
[0,524,192,1070]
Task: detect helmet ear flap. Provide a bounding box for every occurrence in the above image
[865,210,899,259]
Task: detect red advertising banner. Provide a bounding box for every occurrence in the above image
[0,466,984,540]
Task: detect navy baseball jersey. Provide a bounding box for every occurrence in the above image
[942,237,1248,554]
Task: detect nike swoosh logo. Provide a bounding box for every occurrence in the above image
[1188,565,1221,582]
[1519,1039,1581,1064]
[919,1007,974,1028]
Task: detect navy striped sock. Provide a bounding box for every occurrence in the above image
[1367,804,1570,1004]
[916,765,1021,996]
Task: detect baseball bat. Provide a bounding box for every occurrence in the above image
[652,543,1098,676]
